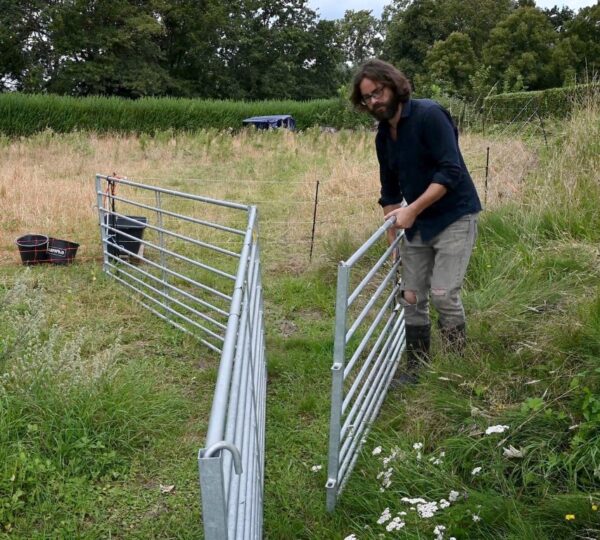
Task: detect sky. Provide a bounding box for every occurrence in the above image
[307,0,598,20]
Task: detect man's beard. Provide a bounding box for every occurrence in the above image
[370,94,400,122]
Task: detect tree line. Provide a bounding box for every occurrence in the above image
[0,0,598,101]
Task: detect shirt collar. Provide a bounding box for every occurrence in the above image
[378,98,413,134]
[400,98,412,118]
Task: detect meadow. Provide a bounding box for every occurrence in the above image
[0,101,598,539]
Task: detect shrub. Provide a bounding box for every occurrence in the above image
[0,93,371,136]
[483,83,599,123]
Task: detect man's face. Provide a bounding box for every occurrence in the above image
[359,78,399,121]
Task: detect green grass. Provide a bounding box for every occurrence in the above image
[1,102,599,538]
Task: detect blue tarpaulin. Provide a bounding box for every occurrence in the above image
[242,115,296,130]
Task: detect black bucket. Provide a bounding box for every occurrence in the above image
[16,234,49,265]
[47,237,79,264]
[106,215,147,259]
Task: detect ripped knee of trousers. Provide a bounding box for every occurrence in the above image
[430,288,461,314]
[402,290,417,305]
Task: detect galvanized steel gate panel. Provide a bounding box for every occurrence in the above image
[96,174,266,539]
[326,218,406,511]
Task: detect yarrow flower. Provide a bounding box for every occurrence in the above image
[372,446,382,456]
[472,514,481,522]
[344,535,357,540]
[382,447,399,466]
[413,442,423,450]
[376,467,393,489]
[401,497,427,505]
[416,500,439,519]
[471,466,482,476]
[485,424,510,435]
[385,517,405,532]
[448,490,460,502]
[434,524,446,540]
[310,464,322,472]
[377,507,391,525]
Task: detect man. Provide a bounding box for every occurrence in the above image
[351,59,482,383]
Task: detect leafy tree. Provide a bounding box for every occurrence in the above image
[422,32,477,98]
[437,0,512,56]
[0,0,55,92]
[382,0,446,79]
[483,7,559,91]
[46,0,171,97]
[158,0,233,97]
[337,10,382,67]
[561,3,600,82]
[543,5,575,33]
[382,0,513,85]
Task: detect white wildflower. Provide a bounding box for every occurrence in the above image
[471,466,482,476]
[413,442,423,450]
[401,497,427,505]
[385,517,405,531]
[439,498,450,509]
[382,448,399,466]
[344,535,357,540]
[503,445,525,458]
[311,465,322,472]
[472,514,481,522]
[372,446,382,456]
[377,507,391,525]
[448,490,460,502]
[416,500,439,518]
[434,524,446,540]
[485,424,509,435]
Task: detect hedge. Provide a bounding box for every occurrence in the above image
[483,83,600,123]
[0,93,373,136]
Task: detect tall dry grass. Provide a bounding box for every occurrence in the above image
[0,128,537,268]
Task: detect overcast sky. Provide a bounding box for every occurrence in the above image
[308,0,598,20]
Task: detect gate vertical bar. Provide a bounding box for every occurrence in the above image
[155,191,170,310]
[326,262,350,512]
[198,452,228,540]
[96,174,109,270]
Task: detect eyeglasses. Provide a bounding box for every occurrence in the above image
[361,85,385,105]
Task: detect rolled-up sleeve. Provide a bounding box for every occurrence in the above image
[376,136,403,207]
[423,106,462,190]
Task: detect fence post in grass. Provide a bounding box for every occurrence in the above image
[309,179,320,263]
[484,147,490,207]
[536,110,548,148]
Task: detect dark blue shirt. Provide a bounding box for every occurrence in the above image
[376,98,482,241]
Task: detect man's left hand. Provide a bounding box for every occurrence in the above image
[384,206,418,229]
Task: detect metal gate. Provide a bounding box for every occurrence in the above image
[95,174,266,539]
[326,218,406,511]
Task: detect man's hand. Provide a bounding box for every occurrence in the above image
[384,206,418,230]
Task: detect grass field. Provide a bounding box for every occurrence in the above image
[0,102,599,539]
